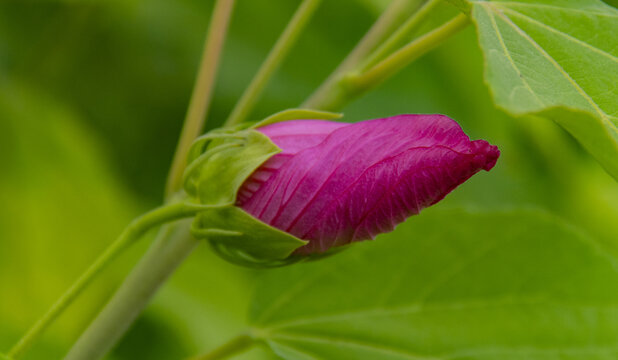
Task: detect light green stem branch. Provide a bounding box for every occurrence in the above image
[65,222,197,360]
[224,0,321,126]
[305,13,469,111]
[166,0,235,199]
[302,0,423,109]
[190,334,255,360]
[7,202,200,359]
[351,14,469,93]
[359,0,441,72]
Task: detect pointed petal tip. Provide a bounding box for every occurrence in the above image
[470,139,500,171]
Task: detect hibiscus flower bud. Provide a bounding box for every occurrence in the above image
[237,114,499,254]
[185,113,499,266]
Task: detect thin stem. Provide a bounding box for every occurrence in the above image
[7,202,199,359]
[190,334,255,360]
[65,222,197,360]
[165,0,235,199]
[224,0,321,126]
[303,0,422,109]
[351,14,469,93]
[359,0,441,72]
[306,13,469,111]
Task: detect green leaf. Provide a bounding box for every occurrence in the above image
[250,208,618,359]
[539,107,618,178]
[469,0,618,179]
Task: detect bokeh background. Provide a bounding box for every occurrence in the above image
[1,0,617,359]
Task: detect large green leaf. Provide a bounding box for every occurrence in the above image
[250,208,618,359]
[469,0,618,179]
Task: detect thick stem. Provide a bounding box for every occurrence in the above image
[64,222,197,360]
[191,334,255,360]
[224,0,321,126]
[7,202,197,359]
[302,0,422,110]
[165,0,235,199]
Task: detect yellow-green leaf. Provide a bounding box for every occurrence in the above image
[251,209,618,359]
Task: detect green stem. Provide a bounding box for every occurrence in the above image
[358,0,441,72]
[224,0,321,127]
[307,13,469,111]
[7,202,200,359]
[351,14,469,93]
[165,0,235,199]
[65,222,197,360]
[302,0,423,109]
[191,334,255,360]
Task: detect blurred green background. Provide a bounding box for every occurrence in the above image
[1,0,617,359]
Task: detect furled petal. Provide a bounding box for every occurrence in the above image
[259,119,349,155]
[238,114,499,254]
[237,120,346,204]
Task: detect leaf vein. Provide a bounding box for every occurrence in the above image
[487,3,616,132]
[268,340,322,360]
[253,266,334,324]
[262,298,618,331]
[445,345,618,359]
[472,1,618,18]
[270,333,440,360]
[481,4,545,107]
[499,6,618,63]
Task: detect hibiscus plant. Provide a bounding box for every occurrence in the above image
[2,0,618,359]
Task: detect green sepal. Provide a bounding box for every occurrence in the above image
[208,108,342,133]
[191,206,308,265]
[184,129,281,205]
[184,108,342,204]
[0,354,12,360]
[183,126,308,265]
[182,110,343,265]
[251,108,343,129]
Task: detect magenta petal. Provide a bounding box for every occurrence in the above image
[238,115,499,254]
[258,119,349,155]
[237,120,347,204]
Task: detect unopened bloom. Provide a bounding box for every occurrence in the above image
[237,114,499,254]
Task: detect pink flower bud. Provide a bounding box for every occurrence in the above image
[237,115,499,254]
